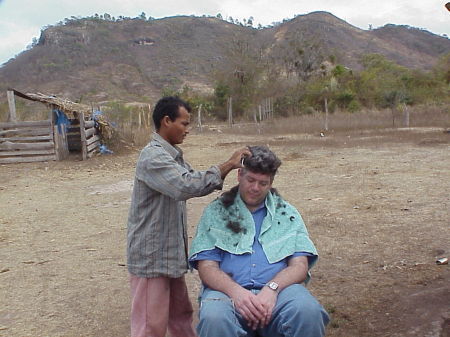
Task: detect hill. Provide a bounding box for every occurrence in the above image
[0,12,449,103]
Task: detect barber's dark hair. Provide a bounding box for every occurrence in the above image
[153,96,191,130]
[242,145,281,177]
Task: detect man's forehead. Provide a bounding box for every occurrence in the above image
[177,107,190,120]
[243,170,272,182]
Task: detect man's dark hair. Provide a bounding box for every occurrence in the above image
[221,146,281,208]
[242,145,281,178]
[153,96,191,130]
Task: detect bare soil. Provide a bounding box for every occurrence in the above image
[1,127,449,337]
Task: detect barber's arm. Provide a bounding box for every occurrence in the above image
[198,260,266,329]
[256,256,309,327]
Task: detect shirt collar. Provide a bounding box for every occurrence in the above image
[251,201,267,214]
[151,132,182,160]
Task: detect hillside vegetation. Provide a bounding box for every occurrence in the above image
[0,12,449,122]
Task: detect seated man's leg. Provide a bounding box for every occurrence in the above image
[261,284,329,337]
[197,288,249,337]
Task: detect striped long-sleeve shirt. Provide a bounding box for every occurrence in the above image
[127,133,223,278]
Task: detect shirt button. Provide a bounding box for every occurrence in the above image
[252,264,256,267]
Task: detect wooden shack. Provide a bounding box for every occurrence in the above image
[0,89,110,164]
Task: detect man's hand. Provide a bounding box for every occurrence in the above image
[255,287,278,327]
[229,287,266,330]
[229,147,252,169]
[218,147,252,179]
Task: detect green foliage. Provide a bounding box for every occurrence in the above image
[274,94,302,117]
[335,90,356,109]
[347,99,361,113]
[159,86,215,120]
[270,53,449,115]
[161,87,180,98]
[332,64,346,77]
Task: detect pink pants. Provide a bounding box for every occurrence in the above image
[130,274,197,337]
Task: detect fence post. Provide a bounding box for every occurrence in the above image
[403,104,410,127]
[228,97,233,127]
[79,112,87,160]
[7,90,17,122]
[197,104,203,132]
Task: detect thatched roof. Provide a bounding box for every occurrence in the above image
[10,89,91,118]
[9,89,113,139]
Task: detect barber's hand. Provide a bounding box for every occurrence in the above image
[228,147,251,169]
[218,147,252,179]
[255,287,278,327]
[230,287,265,330]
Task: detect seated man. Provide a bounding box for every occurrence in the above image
[189,145,329,337]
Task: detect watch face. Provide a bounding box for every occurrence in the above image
[268,282,279,290]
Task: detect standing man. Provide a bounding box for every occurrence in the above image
[127,96,250,337]
[189,145,329,337]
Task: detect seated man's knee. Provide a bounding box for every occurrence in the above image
[281,285,328,322]
[200,297,235,324]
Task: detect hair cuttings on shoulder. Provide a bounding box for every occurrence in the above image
[220,185,239,208]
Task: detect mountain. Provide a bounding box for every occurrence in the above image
[0,12,449,103]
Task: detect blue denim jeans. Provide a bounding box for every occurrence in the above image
[197,284,329,337]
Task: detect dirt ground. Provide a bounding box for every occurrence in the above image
[0,126,449,337]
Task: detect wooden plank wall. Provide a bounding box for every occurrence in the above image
[0,120,56,164]
[67,113,100,160]
[54,125,69,161]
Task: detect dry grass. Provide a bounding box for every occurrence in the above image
[212,104,450,136]
[110,104,450,150]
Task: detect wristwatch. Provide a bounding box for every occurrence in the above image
[266,281,279,292]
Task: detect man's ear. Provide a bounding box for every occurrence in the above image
[161,115,171,128]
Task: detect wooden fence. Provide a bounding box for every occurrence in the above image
[0,120,57,164]
[67,112,100,160]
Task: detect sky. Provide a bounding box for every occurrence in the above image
[0,0,449,66]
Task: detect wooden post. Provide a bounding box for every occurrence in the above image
[391,108,395,127]
[227,97,233,127]
[138,108,142,128]
[271,97,274,119]
[148,104,152,128]
[197,104,203,132]
[130,110,133,140]
[54,125,68,161]
[258,105,262,122]
[7,90,17,122]
[79,112,87,160]
[324,98,329,131]
[403,103,410,127]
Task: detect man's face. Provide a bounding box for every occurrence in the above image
[165,106,190,145]
[238,169,273,211]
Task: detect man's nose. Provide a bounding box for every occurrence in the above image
[251,182,260,191]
